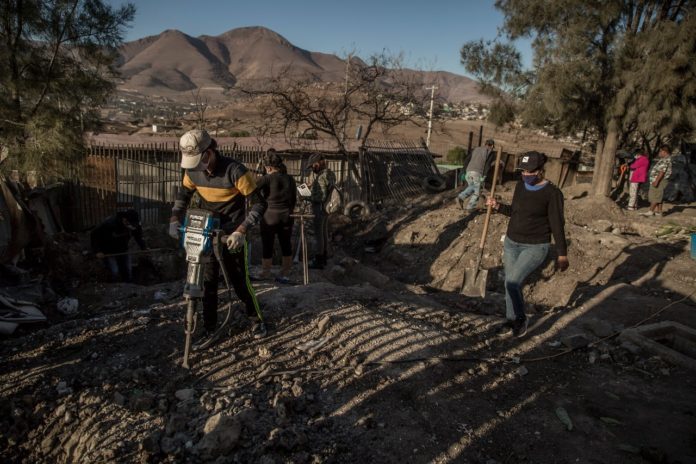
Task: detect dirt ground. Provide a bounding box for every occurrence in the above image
[2,184,696,464]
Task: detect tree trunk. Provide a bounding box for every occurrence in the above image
[591,120,619,197]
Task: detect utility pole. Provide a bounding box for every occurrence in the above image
[342,53,352,145]
[425,85,438,148]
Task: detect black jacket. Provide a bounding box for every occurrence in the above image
[498,181,567,256]
[90,214,146,255]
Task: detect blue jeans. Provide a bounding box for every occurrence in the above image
[104,255,132,282]
[503,237,549,321]
[457,171,482,210]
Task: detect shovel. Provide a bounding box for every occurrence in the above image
[461,147,503,298]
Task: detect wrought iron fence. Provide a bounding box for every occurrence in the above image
[65,141,439,231]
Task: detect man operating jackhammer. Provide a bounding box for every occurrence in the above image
[169,129,268,345]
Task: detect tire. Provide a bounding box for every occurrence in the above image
[343,200,371,220]
[422,175,447,193]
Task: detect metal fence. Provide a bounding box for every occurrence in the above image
[65,141,439,231]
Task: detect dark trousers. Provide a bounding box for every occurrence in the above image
[260,218,294,259]
[104,255,132,282]
[311,203,329,258]
[202,242,262,331]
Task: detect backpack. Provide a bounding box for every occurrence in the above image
[324,185,343,214]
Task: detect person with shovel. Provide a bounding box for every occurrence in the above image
[486,151,569,337]
[90,209,147,282]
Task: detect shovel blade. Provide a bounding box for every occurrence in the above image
[461,268,488,298]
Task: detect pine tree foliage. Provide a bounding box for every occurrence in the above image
[0,0,135,175]
[462,0,695,196]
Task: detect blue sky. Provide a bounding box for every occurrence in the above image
[108,0,533,76]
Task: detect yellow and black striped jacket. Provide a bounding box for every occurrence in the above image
[172,154,267,231]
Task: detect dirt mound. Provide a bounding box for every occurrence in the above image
[2,183,696,463]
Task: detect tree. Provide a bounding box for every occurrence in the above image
[446,146,467,164]
[459,39,531,128]
[0,0,135,175]
[244,52,430,154]
[462,1,696,196]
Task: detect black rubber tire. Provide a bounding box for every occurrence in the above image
[343,200,371,220]
[422,175,447,193]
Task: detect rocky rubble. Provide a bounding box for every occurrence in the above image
[2,186,695,463]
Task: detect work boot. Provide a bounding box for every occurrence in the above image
[280,255,292,277]
[253,322,268,339]
[258,258,272,279]
[512,319,528,338]
[495,320,514,336]
[456,198,464,210]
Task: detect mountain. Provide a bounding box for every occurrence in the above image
[115,26,486,102]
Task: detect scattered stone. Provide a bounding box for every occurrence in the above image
[617,444,640,454]
[195,415,242,459]
[561,334,590,350]
[56,381,71,395]
[160,437,177,454]
[329,265,346,281]
[600,416,623,426]
[258,346,272,358]
[588,351,598,364]
[56,297,79,315]
[355,415,375,429]
[555,407,573,431]
[581,318,615,338]
[291,382,304,398]
[516,366,529,377]
[165,414,187,436]
[140,432,161,454]
[175,388,195,402]
[129,390,155,411]
[620,341,642,355]
[316,315,331,336]
[591,219,613,233]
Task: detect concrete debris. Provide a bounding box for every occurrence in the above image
[175,389,195,402]
[561,334,591,350]
[56,297,79,315]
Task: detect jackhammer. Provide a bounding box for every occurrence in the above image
[180,209,233,369]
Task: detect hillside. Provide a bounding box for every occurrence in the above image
[115,26,486,102]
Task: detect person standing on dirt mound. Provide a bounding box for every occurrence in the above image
[643,144,673,217]
[306,153,336,270]
[457,139,496,212]
[486,151,569,337]
[256,149,297,283]
[90,209,147,282]
[169,129,268,343]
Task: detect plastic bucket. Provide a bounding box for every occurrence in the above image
[691,233,696,260]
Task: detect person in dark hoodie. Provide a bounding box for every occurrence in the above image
[256,149,297,283]
[485,151,569,337]
[90,209,147,282]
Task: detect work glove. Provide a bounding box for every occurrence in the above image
[168,221,180,240]
[226,231,245,251]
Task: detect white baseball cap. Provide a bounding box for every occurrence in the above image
[179,129,212,169]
